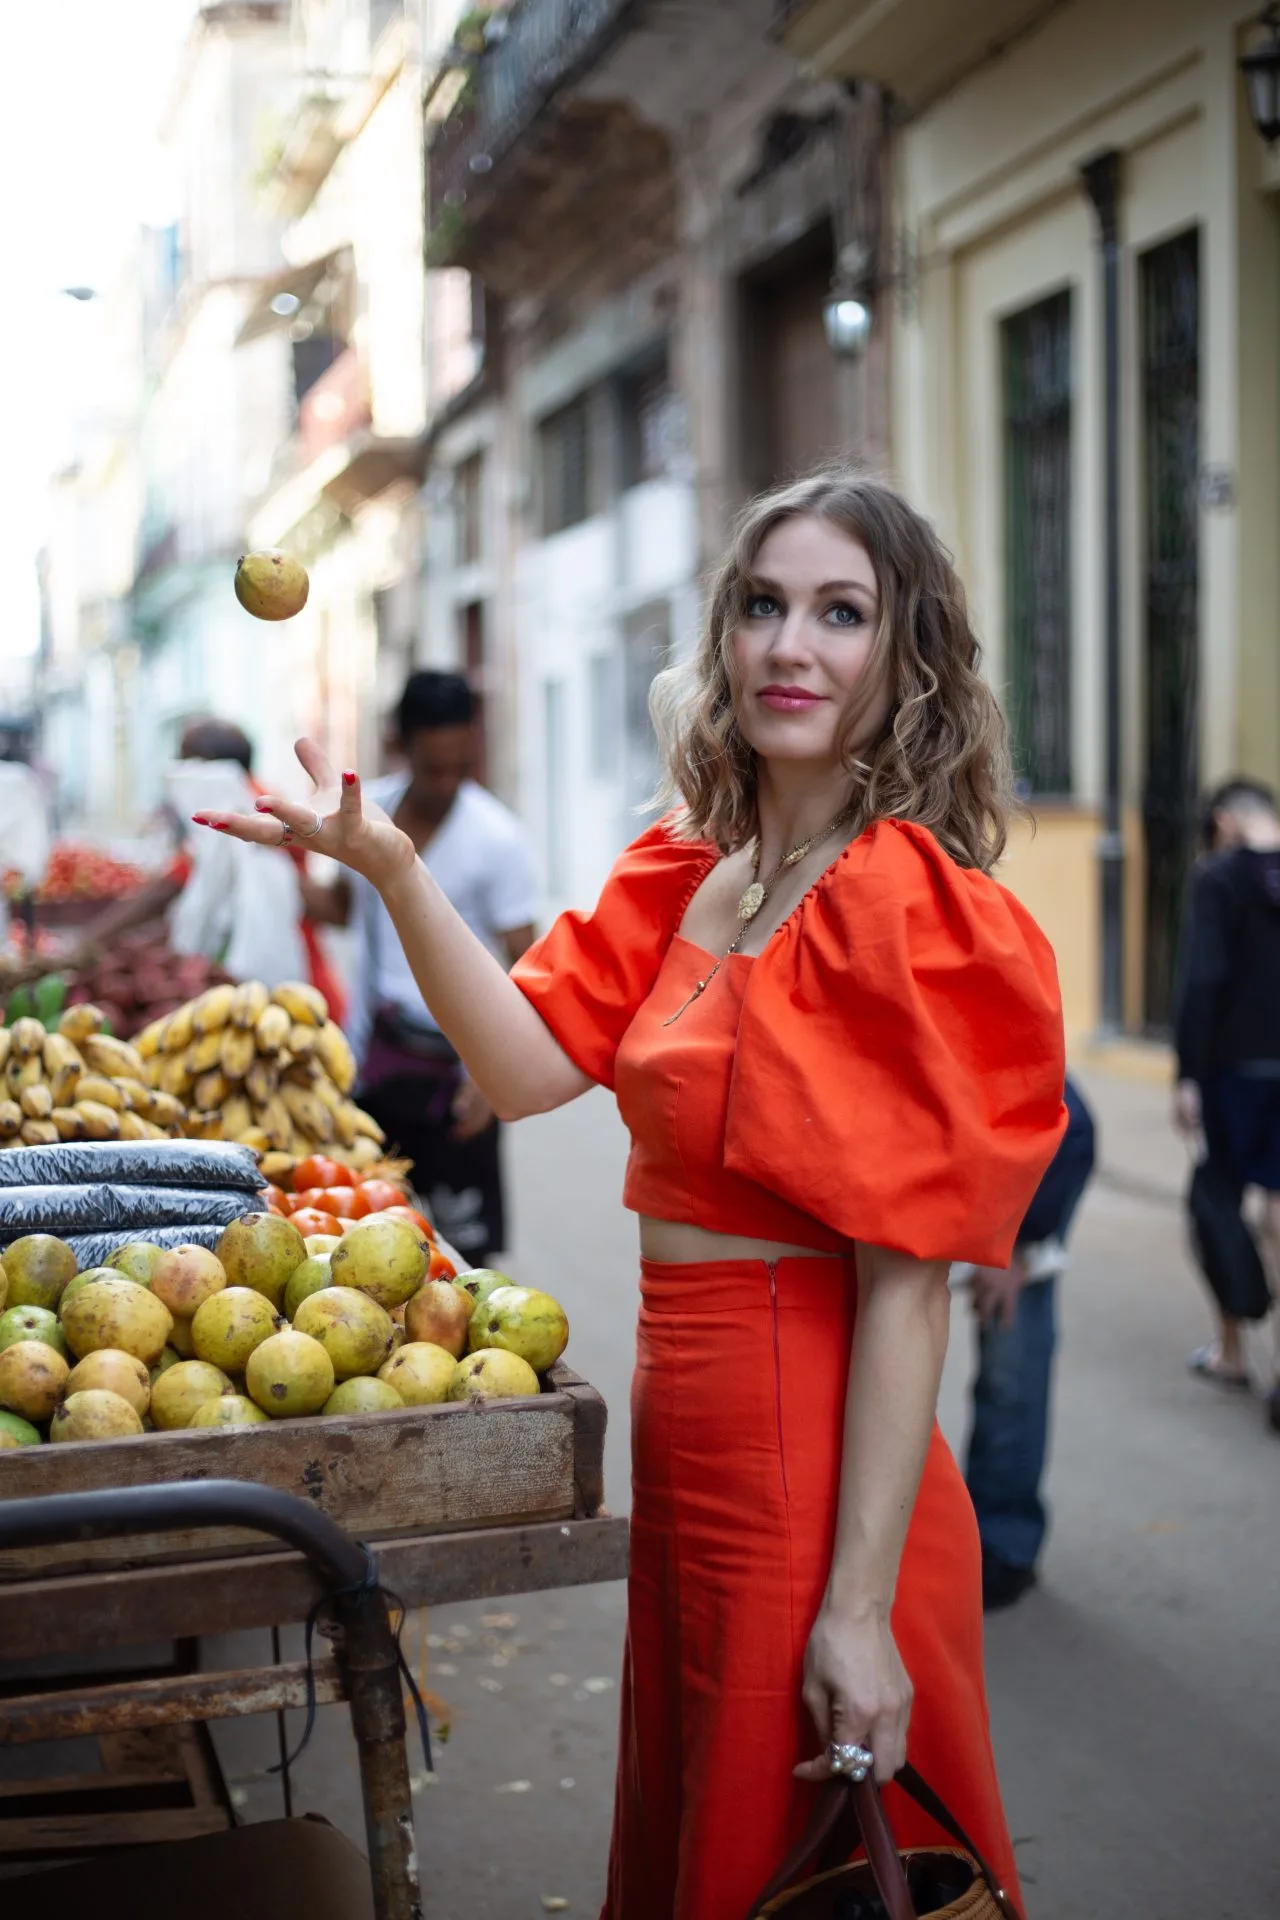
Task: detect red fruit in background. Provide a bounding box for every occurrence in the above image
[292,1186,361,1219]
[95,1001,127,1037]
[354,1179,405,1216]
[292,1155,354,1192]
[264,1184,288,1212]
[378,1205,435,1242]
[427,1245,457,1281]
[289,1207,344,1238]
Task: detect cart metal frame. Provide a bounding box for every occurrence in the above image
[0,1479,629,1918]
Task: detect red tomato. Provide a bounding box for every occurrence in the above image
[292,1155,356,1192]
[292,1185,362,1219]
[264,1184,289,1212]
[428,1246,457,1281]
[289,1207,344,1238]
[354,1179,406,1217]
[379,1205,435,1242]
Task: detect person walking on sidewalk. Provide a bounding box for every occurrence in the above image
[962,1077,1096,1612]
[1174,777,1280,1426]
[194,469,1066,1918]
[304,670,539,1265]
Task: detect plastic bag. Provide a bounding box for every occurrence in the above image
[0,1184,267,1238]
[48,1223,248,1270]
[0,1140,264,1193]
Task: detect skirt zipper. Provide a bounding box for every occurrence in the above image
[766,1260,790,1504]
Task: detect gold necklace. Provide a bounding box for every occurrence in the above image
[664,803,855,1024]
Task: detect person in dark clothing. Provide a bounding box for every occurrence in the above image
[961,1077,1097,1611]
[1174,778,1280,1425]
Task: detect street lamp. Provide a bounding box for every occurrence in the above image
[1240,5,1280,145]
[823,243,873,360]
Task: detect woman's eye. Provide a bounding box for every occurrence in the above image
[826,601,863,628]
[745,593,780,619]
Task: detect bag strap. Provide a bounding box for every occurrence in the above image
[746,1766,1025,1920]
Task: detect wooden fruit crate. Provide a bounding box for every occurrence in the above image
[0,1362,606,1583]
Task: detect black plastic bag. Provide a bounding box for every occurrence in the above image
[49,1223,242,1270]
[1187,1159,1273,1322]
[0,1183,266,1238]
[0,1140,264,1193]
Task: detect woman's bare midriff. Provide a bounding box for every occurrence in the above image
[639,1216,850,1265]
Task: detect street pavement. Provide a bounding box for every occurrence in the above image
[207,1062,1280,1917]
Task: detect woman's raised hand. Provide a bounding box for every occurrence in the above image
[191,738,416,891]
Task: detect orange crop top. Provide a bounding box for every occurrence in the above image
[512,815,1067,1266]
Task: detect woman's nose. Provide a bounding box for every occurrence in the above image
[767,612,814,665]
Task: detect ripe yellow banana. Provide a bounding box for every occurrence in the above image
[192,984,238,1037]
[8,1017,46,1061]
[19,1083,53,1121]
[52,1106,87,1141]
[260,1151,297,1185]
[237,1125,272,1152]
[74,1075,124,1112]
[194,1069,229,1113]
[271,981,327,1027]
[157,1056,194,1100]
[42,1033,84,1107]
[314,1021,356,1094]
[245,1059,277,1107]
[82,1033,145,1080]
[329,1100,360,1149]
[148,1091,186,1129]
[20,1118,60,1146]
[231,980,270,1029]
[254,1004,291,1055]
[7,1055,43,1097]
[185,1030,224,1076]
[254,1094,294,1152]
[0,1029,11,1073]
[347,1137,382,1170]
[133,1014,171,1059]
[118,1110,150,1141]
[220,1027,257,1082]
[281,1082,334,1143]
[163,1003,198,1054]
[222,1093,253,1140]
[114,1077,153,1116]
[352,1106,386,1144]
[287,1023,316,1059]
[75,1099,122,1141]
[58,1004,106,1046]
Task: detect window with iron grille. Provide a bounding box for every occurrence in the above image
[619,352,672,489]
[538,395,592,536]
[1002,290,1073,795]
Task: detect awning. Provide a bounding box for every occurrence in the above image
[775,0,1064,112]
[236,249,350,348]
[321,435,426,517]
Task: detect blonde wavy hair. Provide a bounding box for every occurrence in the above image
[650,467,1016,872]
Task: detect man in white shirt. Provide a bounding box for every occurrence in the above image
[306,671,539,1261]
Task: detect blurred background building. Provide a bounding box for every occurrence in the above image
[27,0,1280,1046]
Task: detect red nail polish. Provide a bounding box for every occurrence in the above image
[191,814,208,825]
[254,799,270,811]
[342,771,356,787]
[213,824,230,833]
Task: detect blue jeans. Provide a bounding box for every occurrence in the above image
[965,1276,1058,1569]
[964,1078,1096,1571]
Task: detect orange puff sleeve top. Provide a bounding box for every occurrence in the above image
[511,815,1067,1267]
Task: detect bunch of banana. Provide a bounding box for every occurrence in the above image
[0,1007,175,1148]
[130,979,380,1168]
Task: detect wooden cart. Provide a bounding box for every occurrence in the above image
[0,1363,629,1917]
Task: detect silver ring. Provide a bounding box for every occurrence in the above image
[296,810,325,840]
[827,1741,874,1781]
[278,822,294,847]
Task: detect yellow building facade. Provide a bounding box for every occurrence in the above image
[780,0,1280,1042]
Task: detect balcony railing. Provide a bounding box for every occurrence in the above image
[428,0,637,231]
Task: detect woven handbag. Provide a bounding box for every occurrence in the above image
[747,1763,1024,1920]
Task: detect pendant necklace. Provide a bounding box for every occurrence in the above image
[664,803,855,1025]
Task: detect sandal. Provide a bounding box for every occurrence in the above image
[1188,1345,1251,1390]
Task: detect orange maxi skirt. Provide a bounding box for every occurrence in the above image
[603,1255,1022,1920]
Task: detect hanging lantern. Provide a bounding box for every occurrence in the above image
[1240,5,1280,145]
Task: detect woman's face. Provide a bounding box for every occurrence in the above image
[730,515,891,771]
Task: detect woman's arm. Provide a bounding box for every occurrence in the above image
[795,1245,950,1785]
[193,740,591,1121]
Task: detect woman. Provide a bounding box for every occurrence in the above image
[196,469,1066,1917]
